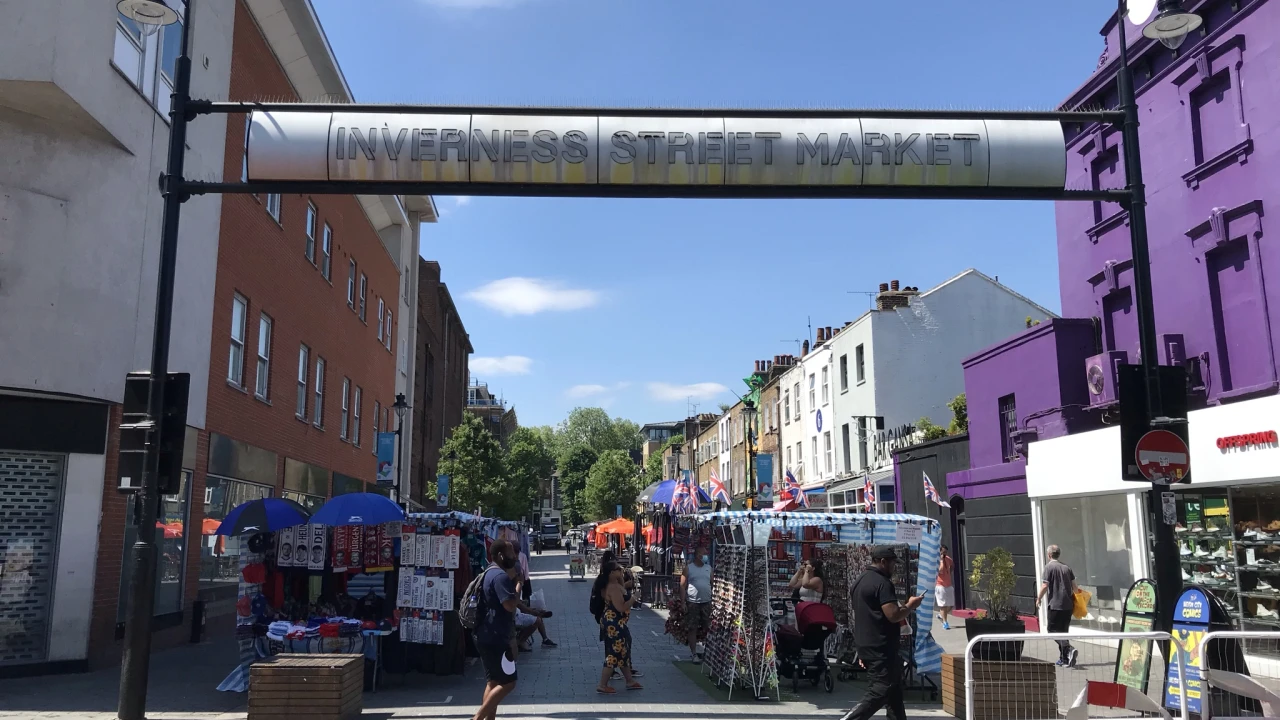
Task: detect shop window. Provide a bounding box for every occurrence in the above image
[876,483,895,514]
[1229,485,1280,637]
[117,470,191,623]
[1040,494,1135,630]
[282,490,325,514]
[199,476,272,595]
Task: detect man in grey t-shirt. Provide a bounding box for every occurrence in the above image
[1036,545,1080,666]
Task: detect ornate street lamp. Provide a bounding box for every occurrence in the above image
[1141,0,1203,50]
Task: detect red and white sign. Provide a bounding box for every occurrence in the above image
[1136,429,1190,484]
[1217,430,1278,450]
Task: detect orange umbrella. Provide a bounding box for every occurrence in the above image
[202,517,222,535]
[596,517,633,535]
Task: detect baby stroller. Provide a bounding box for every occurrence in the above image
[776,601,837,693]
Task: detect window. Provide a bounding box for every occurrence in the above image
[358,274,368,322]
[241,116,250,183]
[821,367,829,403]
[811,437,818,479]
[313,358,326,428]
[785,445,792,471]
[198,476,272,591]
[265,193,281,222]
[112,9,184,113]
[840,354,849,391]
[795,442,804,481]
[296,345,309,418]
[824,431,833,474]
[855,344,866,383]
[784,390,790,424]
[384,310,393,351]
[858,417,868,470]
[377,299,385,341]
[353,387,362,447]
[1039,495,1134,631]
[228,294,247,386]
[877,483,896,514]
[347,261,357,307]
[808,374,816,409]
[999,393,1018,462]
[305,204,317,262]
[373,400,381,453]
[340,378,351,440]
[254,313,272,400]
[321,224,332,280]
[793,382,801,416]
[113,13,145,86]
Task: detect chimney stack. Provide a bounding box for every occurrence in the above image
[876,279,912,311]
[890,280,900,291]
[802,339,810,355]
[879,282,889,292]
[825,326,833,339]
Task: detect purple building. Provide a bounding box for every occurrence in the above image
[949,0,1280,625]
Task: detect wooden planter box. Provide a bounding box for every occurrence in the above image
[941,653,1058,720]
[249,654,363,720]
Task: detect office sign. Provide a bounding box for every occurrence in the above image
[248,111,1067,190]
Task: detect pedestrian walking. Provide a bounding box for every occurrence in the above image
[594,561,643,694]
[935,545,955,630]
[471,540,520,720]
[839,546,924,720]
[1036,544,1080,667]
[679,548,712,664]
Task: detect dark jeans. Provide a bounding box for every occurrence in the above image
[1047,608,1074,660]
[844,645,905,720]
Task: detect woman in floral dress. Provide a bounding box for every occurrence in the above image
[596,561,643,694]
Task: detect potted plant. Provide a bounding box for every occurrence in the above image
[966,547,1024,661]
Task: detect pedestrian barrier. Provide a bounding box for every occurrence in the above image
[963,631,1181,720]
[1198,631,1280,719]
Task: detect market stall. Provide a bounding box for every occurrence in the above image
[665,510,944,700]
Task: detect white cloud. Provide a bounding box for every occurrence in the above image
[466,277,600,316]
[437,196,473,217]
[470,355,533,376]
[566,384,608,400]
[454,196,472,206]
[648,382,729,403]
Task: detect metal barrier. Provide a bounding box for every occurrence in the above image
[1198,631,1280,719]
[964,632,1182,720]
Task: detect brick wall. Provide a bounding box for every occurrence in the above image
[410,260,471,503]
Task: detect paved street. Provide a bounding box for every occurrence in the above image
[0,553,952,719]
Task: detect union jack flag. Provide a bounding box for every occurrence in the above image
[671,471,700,515]
[864,474,876,513]
[784,469,809,509]
[708,469,730,505]
[923,472,951,508]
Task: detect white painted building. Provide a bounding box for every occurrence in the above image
[777,359,807,487]
[825,271,1056,510]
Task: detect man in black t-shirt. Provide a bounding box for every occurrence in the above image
[841,546,924,720]
[472,540,520,720]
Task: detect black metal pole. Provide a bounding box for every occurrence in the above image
[394,413,404,506]
[1115,0,1179,638]
[118,3,194,719]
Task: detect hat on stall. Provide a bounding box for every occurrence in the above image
[871,546,898,561]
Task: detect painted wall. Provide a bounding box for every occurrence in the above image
[0,0,233,425]
[47,453,106,662]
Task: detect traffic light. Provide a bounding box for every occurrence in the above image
[118,372,189,494]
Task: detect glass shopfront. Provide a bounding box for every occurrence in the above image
[1039,493,1136,629]
[200,475,273,594]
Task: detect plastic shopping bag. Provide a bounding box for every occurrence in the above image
[1072,588,1092,619]
[529,589,546,612]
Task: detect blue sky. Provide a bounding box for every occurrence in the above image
[312,0,1120,427]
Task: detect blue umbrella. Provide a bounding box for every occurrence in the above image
[215,498,311,535]
[637,479,712,506]
[309,492,405,526]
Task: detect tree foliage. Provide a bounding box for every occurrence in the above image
[917,417,949,442]
[558,445,598,526]
[948,393,968,435]
[583,449,641,521]
[504,427,557,521]
[439,413,511,518]
[555,408,642,457]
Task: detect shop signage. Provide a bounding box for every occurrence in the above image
[816,409,823,432]
[376,432,396,486]
[1216,430,1279,450]
[756,454,774,504]
[873,423,919,466]
[1164,587,1210,714]
[247,111,1068,190]
[1135,429,1190,484]
[1114,579,1157,693]
[436,474,450,508]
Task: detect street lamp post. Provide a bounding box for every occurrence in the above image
[741,402,759,511]
[393,393,410,505]
[114,2,190,719]
[1115,0,1201,634]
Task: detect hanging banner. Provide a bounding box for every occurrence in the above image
[1114,579,1157,693]
[376,432,396,486]
[756,454,774,505]
[436,474,450,507]
[247,111,1068,191]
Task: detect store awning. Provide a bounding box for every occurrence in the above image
[827,468,894,494]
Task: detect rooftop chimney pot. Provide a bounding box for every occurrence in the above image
[879,282,889,292]
[890,280,900,291]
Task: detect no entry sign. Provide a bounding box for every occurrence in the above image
[1136,429,1190,484]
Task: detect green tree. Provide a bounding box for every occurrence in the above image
[439,414,512,518]
[556,407,642,456]
[917,416,948,442]
[948,393,968,435]
[558,445,597,526]
[504,427,557,522]
[640,434,684,489]
[583,449,641,520]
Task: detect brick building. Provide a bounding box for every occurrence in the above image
[83,0,437,669]
[465,378,518,446]
[410,259,472,507]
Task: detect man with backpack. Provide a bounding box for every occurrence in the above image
[463,539,520,720]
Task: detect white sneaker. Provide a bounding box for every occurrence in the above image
[1257,606,1279,619]
[1195,547,1211,558]
[1207,521,1221,533]
[1182,569,1192,581]
[1212,546,1229,559]
[1259,580,1274,591]
[1181,544,1193,556]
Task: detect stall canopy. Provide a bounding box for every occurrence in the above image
[596,517,633,535]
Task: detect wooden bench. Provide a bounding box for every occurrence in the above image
[249,653,363,720]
